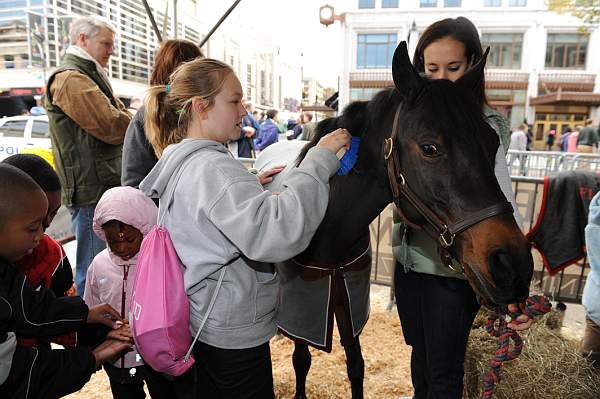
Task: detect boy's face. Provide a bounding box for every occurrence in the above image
[0,190,47,262]
[103,222,143,261]
[43,190,61,231]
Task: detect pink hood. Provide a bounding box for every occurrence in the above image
[93,186,158,267]
[93,186,157,241]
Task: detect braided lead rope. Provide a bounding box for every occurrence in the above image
[482,295,552,398]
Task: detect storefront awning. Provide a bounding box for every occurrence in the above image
[530,89,600,106]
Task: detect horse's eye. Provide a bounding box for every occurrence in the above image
[420,144,440,158]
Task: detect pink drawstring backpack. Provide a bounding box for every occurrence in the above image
[130,155,225,376]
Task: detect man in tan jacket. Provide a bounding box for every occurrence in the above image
[45,16,131,296]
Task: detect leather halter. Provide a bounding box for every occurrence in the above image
[384,106,514,268]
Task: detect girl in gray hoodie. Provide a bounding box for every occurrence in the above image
[139,58,350,398]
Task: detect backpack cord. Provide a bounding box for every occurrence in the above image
[184,266,226,362]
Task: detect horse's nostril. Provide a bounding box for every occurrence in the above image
[489,250,518,288]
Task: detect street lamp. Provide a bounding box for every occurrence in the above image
[319,4,344,27]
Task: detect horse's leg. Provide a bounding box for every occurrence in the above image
[292,342,311,399]
[343,337,365,399]
[335,304,365,398]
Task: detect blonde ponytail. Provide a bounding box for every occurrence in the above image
[144,58,234,157]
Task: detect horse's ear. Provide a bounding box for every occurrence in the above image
[392,41,423,98]
[456,46,490,91]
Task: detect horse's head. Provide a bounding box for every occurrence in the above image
[390,41,533,305]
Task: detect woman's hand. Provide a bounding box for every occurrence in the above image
[87,303,124,329]
[506,303,533,331]
[258,165,286,185]
[317,128,351,155]
[107,323,133,343]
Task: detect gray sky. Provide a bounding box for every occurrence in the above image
[207,0,345,88]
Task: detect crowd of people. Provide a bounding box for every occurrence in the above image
[0,13,597,399]
[227,106,319,159]
[508,119,599,153]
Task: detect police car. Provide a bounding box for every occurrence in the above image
[0,115,51,161]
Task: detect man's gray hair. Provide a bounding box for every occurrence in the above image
[69,16,116,44]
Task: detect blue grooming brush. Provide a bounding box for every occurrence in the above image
[337,136,361,176]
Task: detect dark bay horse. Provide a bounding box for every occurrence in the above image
[267,41,533,398]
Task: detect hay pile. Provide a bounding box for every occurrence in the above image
[464,308,600,399]
[272,290,414,398]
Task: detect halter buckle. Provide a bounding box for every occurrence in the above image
[439,225,455,248]
[448,262,464,274]
[384,137,393,160]
[398,173,406,186]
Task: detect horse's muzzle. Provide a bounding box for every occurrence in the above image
[486,244,533,304]
[458,216,534,305]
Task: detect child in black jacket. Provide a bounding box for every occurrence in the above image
[0,164,130,399]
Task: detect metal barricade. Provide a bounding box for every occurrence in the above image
[506,150,600,178]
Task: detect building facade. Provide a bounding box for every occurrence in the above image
[0,0,302,115]
[338,0,600,149]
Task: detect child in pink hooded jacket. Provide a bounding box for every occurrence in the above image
[84,186,173,398]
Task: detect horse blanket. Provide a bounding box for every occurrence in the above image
[527,171,600,275]
[256,140,372,352]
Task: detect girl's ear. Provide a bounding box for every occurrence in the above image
[191,97,209,119]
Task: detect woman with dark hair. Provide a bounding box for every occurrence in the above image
[392,17,527,398]
[121,39,203,188]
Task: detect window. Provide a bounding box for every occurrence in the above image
[31,121,49,139]
[420,0,436,6]
[382,0,399,7]
[444,0,461,6]
[481,33,523,69]
[545,34,588,69]
[246,64,253,100]
[350,88,381,101]
[357,33,397,69]
[358,0,375,8]
[4,55,15,69]
[0,120,26,138]
[508,0,526,5]
[484,0,501,6]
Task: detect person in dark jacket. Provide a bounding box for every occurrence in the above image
[232,102,260,158]
[121,39,203,188]
[0,164,130,399]
[3,154,76,348]
[255,109,279,151]
[46,16,133,296]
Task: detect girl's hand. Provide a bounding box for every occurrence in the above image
[317,128,351,155]
[258,165,286,185]
[87,303,123,329]
[107,324,133,343]
[93,339,132,367]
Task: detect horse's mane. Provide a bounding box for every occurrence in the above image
[296,87,401,166]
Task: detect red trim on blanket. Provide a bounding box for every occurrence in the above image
[525,176,549,241]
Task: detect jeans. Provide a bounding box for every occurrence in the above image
[582,317,600,368]
[394,264,480,399]
[69,205,105,296]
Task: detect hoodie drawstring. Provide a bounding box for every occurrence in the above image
[120,265,130,381]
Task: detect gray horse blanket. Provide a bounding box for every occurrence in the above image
[256,141,371,352]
